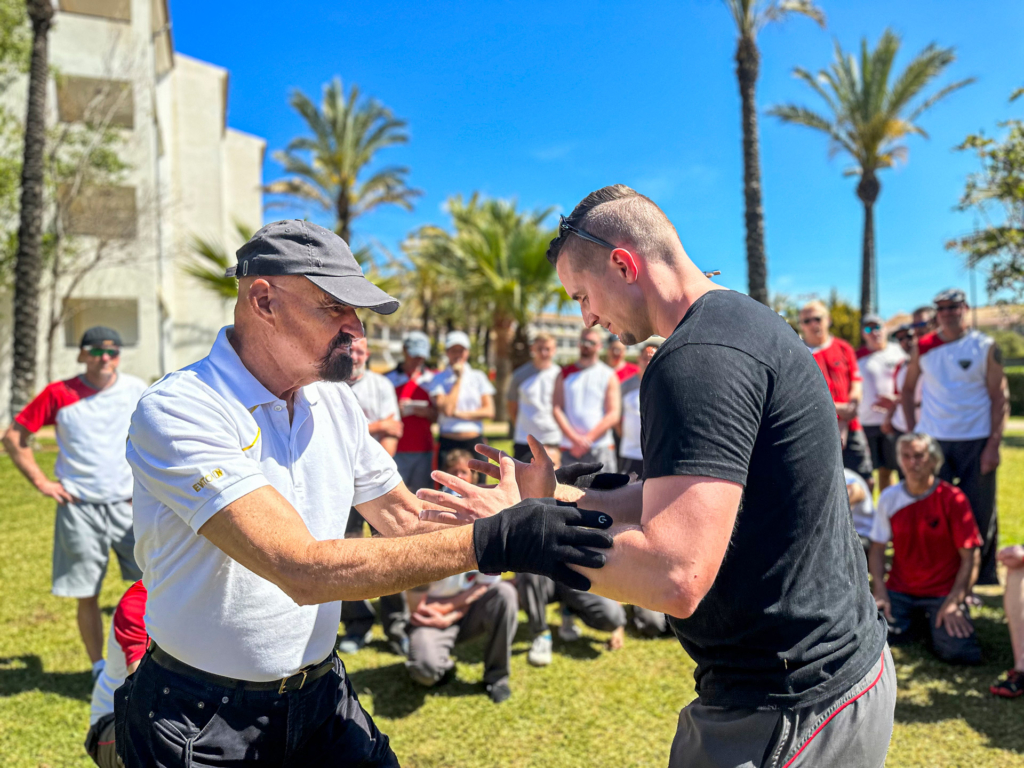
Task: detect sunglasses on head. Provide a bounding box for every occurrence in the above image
[800,316,824,325]
[84,346,120,358]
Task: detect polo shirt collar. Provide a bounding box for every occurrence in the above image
[208,327,279,410]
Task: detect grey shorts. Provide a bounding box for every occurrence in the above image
[561,444,618,474]
[669,645,895,768]
[53,499,140,599]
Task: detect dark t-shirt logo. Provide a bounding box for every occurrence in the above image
[958,359,972,370]
[926,516,941,529]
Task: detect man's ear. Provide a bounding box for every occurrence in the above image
[76,349,88,364]
[246,278,274,321]
[610,248,640,284]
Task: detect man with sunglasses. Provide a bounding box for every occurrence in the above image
[3,326,146,679]
[423,186,893,767]
[900,288,1008,586]
[856,314,907,491]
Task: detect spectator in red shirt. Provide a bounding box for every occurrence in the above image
[605,336,639,383]
[990,544,1024,698]
[799,300,873,484]
[385,332,438,493]
[867,432,982,664]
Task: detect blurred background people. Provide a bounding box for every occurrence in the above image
[553,328,621,471]
[386,331,438,493]
[507,333,562,465]
[617,338,661,477]
[868,433,982,665]
[2,326,146,678]
[606,335,639,382]
[799,300,873,484]
[901,289,1007,586]
[857,313,907,491]
[429,330,496,474]
[846,468,875,557]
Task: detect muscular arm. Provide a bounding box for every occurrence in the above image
[901,353,921,432]
[982,346,1008,474]
[573,475,742,618]
[2,422,71,502]
[198,484,477,606]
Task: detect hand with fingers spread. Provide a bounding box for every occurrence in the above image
[472,499,614,591]
[469,435,559,500]
[417,453,521,525]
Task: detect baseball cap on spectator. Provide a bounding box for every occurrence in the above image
[933,288,966,305]
[445,331,472,350]
[80,326,122,348]
[226,219,400,315]
[640,338,664,350]
[403,331,431,358]
[862,314,884,328]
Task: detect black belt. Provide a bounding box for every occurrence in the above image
[148,642,336,695]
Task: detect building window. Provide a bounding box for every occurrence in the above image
[58,0,131,22]
[57,76,134,129]
[60,185,137,240]
[63,298,139,347]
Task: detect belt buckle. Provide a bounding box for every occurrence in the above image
[278,669,308,695]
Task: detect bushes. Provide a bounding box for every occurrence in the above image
[1009,366,1024,416]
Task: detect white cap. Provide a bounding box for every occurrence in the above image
[445,330,472,350]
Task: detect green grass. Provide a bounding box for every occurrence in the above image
[1,437,1023,767]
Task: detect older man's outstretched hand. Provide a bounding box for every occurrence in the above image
[416,453,522,525]
[473,499,614,591]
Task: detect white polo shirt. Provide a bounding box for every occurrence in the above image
[429,366,495,436]
[348,370,400,423]
[126,327,401,682]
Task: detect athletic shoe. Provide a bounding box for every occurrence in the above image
[487,680,512,704]
[387,636,410,658]
[91,659,105,684]
[990,669,1024,698]
[558,615,582,642]
[527,631,553,666]
[336,630,373,655]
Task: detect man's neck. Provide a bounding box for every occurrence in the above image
[576,356,596,369]
[228,326,311,405]
[533,359,552,370]
[81,370,117,391]
[647,260,726,338]
[904,475,937,497]
[610,358,625,371]
[402,359,421,377]
[807,334,831,349]
[938,325,967,343]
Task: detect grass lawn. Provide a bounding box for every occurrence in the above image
[1,436,1022,767]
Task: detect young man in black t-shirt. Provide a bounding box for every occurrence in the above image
[422,185,894,767]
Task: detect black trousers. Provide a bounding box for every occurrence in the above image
[938,437,999,585]
[115,651,398,767]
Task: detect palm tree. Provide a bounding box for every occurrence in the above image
[265,77,421,244]
[406,195,561,420]
[725,0,824,306]
[185,221,256,300]
[768,29,973,317]
[9,0,53,415]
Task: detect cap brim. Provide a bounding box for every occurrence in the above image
[306,275,400,315]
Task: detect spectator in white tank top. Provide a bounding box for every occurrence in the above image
[507,333,562,465]
[553,327,621,472]
[900,288,1008,586]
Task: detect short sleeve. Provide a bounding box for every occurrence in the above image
[641,345,767,485]
[350,404,402,506]
[113,582,149,666]
[846,343,862,382]
[126,385,270,533]
[476,370,496,397]
[867,491,893,544]
[947,487,983,549]
[380,380,399,420]
[507,366,528,404]
[428,371,451,398]
[14,383,65,433]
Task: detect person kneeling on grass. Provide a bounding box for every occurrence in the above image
[868,432,983,665]
[405,450,518,703]
[990,544,1024,698]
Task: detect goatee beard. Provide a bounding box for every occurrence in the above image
[318,332,355,382]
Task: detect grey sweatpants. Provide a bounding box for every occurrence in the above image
[406,581,518,687]
[516,572,626,636]
[669,645,896,768]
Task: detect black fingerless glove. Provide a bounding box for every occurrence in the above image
[554,462,631,490]
[472,499,614,591]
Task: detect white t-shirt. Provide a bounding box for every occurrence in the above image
[425,571,502,598]
[429,367,496,436]
[844,469,874,538]
[508,361,562,445]
[918,330,994,440]
[619,375,642,460]
[857,344,907,427]
[559,361,615,450]
[126,327,401,682]
[348,370,400,423]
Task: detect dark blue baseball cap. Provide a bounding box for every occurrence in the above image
[226,220,400,315]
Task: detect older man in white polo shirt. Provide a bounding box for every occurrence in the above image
[118,220,613,767]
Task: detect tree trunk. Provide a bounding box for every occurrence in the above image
[856,173,881,318]
[335,184,351,243]
[492,314,514,423]
[510,323,531,370]
[736,34,769,306]
[10,0,54,416]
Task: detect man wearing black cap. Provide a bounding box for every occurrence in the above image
[3,326,146,679]
[119,220,612,766]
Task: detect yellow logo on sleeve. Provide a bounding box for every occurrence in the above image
[192,468,225,493]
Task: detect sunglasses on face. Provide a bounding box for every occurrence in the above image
[85,346,120,358]
[936,303,963,312]
[863,325,882,333]
[580,339,598,348]
[894,333,913,342]
[800,316,824,325]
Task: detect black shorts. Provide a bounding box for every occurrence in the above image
[842,429,874,481]
[863,426,899,472]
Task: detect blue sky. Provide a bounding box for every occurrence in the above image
[171,0,1024,317]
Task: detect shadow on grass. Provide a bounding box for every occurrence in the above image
[1001,435,1024,449]
[0,655,91,701]
[348,660,485,719]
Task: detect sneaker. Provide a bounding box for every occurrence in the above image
[558,615,582,642]
[487,679,511,704]
[336,630,373,655]
[91,659,105,684]
[527,631,553,666]
[990,669,1024,699]
[387,636,410,658]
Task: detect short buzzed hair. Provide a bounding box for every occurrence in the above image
[547,185,680,269]
[532,332,556,345]
[800,299,829,317]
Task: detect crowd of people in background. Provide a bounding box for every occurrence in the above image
[2,283,1023,766]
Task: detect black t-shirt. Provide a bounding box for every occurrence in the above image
[641,289,885,709]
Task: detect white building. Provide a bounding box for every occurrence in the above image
[1,0,264,417]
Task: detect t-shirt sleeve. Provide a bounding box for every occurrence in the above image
[14,383,65,433]
[947,487,983,549]
[641,345,767,485]
[348,400,402,505]
[507,365,529,404]
[113,582,149,667]
[379,378,399,420]
[125,385,270,533]
[477,370,496,397]
[867,492,892,544]
[845,343,862,382]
